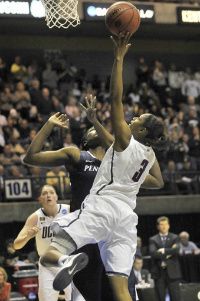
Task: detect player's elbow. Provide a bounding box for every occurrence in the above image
[13,240,20,250]
[23,154,33,165]
[157,180,164,189]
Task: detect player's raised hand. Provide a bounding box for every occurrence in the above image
[111,32,132,60]
[48,112,69,129]
[80,95,97,123]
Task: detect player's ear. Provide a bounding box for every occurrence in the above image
[139,126,147,135]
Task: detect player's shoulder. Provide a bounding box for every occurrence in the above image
[63,146,81,163]
[26,212,38,225]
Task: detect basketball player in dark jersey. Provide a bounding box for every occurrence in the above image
[23,96,115,301]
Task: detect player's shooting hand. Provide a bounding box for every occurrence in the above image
[80,95,97,123]
[111,32,132,60]
[48,112,69,129]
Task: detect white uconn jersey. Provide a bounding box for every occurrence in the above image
[35,204,70,257]
[90,136,155,209]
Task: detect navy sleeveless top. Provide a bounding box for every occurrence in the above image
[69,151,101,211]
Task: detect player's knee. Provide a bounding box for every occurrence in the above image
[40,254,48,266]
[114,289,130,301]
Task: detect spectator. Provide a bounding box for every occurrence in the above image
[136,57,149,85]
[181,74,200,98]
[0,267,11,301]
[38,87,53,118]
[128,256,151,300]
[29,79,44,108]
[136,237,147,257]
[28,166,46,200]
[179,160,199,194]
[0,57,7,83]
[0,144,21,166]
[0,165,5,201]
[8,165,23,178]
[179,231,200,255]
[42,63,58,90]
[10,56,27,81]
[188,126,200,170]
[167,131,188,170]
[46,166,70,197]
[63,132,76,147]
[149,216,181,301]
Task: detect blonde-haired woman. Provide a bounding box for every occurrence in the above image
[0,267,11,301]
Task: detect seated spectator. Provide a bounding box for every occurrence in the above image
[181,74,200,98]
[179,160,199,194]
[0,267,11,301]
[128,256,151,300]
[46,166,71,197]
[179,231,200,255]
[10,56,27,81]
[42,63,59,90]
[163,160,181,194]
[136,237,148,257]
[8,165,23,178]
[63,133,76,147]
[136,57,149,85]
[0,145,21,166]
[0,165,5,202]
[188,126,200,170]
[9,135,25,155]
[28,166,46,200]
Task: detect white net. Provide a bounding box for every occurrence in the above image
[41,0,80,29]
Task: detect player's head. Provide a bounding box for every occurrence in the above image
[82,127,101,150]
[38,185,58,207]
[129,113,168,151]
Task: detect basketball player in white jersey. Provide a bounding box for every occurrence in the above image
[13,185,73,301]
[40,33,167,301]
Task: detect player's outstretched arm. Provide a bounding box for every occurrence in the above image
[13,214,39,250]
[23,113,80,167]
[141,158,164,189]
[80,94,114,148]
[110,33,132,151]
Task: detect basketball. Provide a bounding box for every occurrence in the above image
[105,1,141,36]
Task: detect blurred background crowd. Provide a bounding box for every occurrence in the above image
[0,53,200,199]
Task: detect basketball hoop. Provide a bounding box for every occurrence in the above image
[41,0,80,29]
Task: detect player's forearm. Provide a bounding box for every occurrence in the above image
[110,58,125,122]
[24,121,54,163]
[141,174,164,189]
[93,119,114,148]
[13,235,30,250]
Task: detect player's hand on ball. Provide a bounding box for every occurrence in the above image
[48,112,69,129]
[111,32,132,60]
[80,95,97,123]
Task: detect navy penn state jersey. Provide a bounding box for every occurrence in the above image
[69,151,101,211]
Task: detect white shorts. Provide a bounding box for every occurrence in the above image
[38,262,72,301]
[52,194,138,277]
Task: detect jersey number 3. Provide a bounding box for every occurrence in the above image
[132,159,149,182]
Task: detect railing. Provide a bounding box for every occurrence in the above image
[0,171,200,202]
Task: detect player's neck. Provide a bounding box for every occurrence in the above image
[43,204,59,217]
[88,146,105,161]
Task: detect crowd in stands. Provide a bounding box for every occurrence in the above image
[0,54,200,199]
